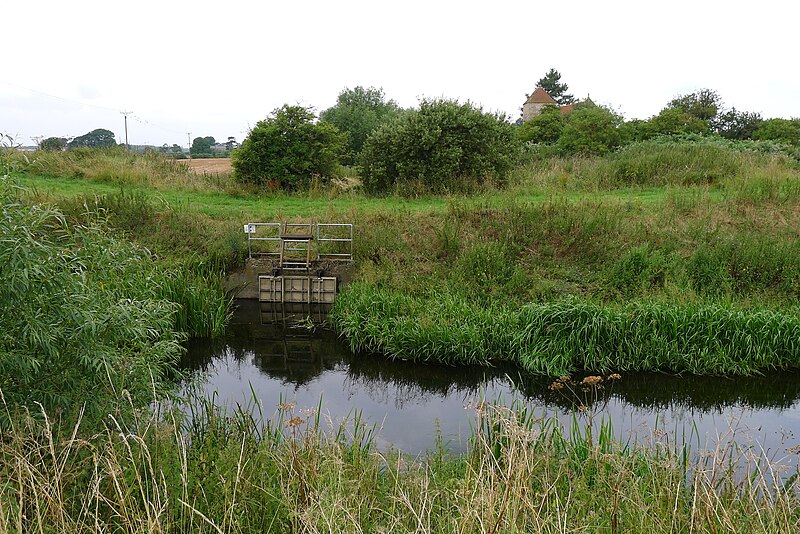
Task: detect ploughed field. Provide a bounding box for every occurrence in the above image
[177,157,232,174]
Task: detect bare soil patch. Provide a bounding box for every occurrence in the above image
[179,158,233,174]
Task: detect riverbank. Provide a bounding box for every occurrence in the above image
[10,141,800,377]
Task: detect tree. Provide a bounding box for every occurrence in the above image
[232,105,346,189]
[516,105,565,144]
[648,107,709,136]
[225,136,238,151]
[67,128,116,149]
[557,105,622,155]
[536,68,575,106]
[39,137,68,151]
[191,136,215,155]
[752,118,800,146]
[667,89,722,122]
[359,98,518,194]
[320,86,401,164]
[713,108,763,140]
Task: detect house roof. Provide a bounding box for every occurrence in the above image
[525,87,557,105]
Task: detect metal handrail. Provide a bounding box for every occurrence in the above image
[246,222,353,262]
[316,223,353,261]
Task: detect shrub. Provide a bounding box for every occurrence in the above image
[232,105,346,190]
[557,106,622,155]
[647,107,709,136]
[359,99,519,194]
[0,176,229,422]
[516,106,565,144]
[753,118,800,146]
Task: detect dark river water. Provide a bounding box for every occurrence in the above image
[181,300,800,466]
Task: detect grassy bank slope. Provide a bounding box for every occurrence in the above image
[10,140,800,375]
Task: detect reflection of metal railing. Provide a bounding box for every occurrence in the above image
[245,222,353,264]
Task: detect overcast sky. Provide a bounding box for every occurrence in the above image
[3,0,798,148]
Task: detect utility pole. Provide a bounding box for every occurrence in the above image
[121,111,132,149]
[187,132,192,159]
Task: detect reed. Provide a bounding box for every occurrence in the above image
[1,395,798,533]
[332,284,800,376]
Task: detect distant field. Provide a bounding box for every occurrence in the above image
[178,158,232,174]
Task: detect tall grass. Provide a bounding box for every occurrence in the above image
[1,396,798,533]
[6,146,238,191]
[332,284,800,376]
[0,176,230,421]
[509,136,800,194]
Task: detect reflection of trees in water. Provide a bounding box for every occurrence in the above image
[510,371,800,412]
[182,321,349,387]
[342,354,512,409]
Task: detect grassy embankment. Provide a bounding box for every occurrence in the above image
[12,140,800,375]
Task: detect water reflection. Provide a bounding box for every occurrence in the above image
[181,300,800,458]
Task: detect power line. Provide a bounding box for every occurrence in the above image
[0,79,122,113]
[0,79,190,139]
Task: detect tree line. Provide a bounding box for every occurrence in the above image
[231,72,799,194]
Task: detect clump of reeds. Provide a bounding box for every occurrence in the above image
[332,283,800,375]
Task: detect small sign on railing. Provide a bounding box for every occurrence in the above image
[244,224,256,234]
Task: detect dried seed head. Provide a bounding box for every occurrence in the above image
[581,375,603,386]
[287,416,305,427]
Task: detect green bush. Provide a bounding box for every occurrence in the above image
[557,106,623,155]
[359,99,519,194]
[0,177,229,422]
[516,106,565,144]
[232,105,346,190]
[753,118,800,146]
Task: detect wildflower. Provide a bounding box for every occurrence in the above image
[549,381,565,391]
[278,402,295,411]
[287,416,305,427]
[608,373,622,381]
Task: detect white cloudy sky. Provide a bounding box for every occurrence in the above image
[3,0,798,147]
